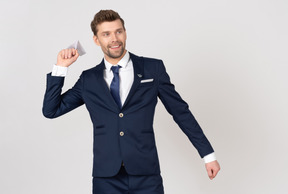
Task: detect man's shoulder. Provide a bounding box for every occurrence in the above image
[130,52,162,63]
[130,52,166,75]
[81,60,105,75]
[130,53,164,71]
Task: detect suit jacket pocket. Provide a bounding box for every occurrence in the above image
[94,124,106,136]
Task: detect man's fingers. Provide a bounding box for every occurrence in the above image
[60,48,78,59]
[68,50,72,58]
[69,48,75,58]
[70,48,77,58]
[60,50,65,59]
[208,169,218,180]
[67,49,72,58]
[56,48,79,67]
[76,50,79,57]
[72,49,79,59]
[60,48,76,59]
[64,49,68,59]
[205,160,220,180]
[212,168,219,178]
[207,168,213,180]
[72,48,76,56]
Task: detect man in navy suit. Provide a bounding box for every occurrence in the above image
[43,10,220,194]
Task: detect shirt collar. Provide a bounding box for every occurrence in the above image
[104,51,130,70]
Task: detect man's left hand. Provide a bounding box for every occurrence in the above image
[205,160,220,180]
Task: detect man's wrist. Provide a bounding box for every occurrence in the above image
[51,64,68,77]
[203,152,217,163]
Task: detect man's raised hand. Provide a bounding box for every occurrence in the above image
[56,48,79,67]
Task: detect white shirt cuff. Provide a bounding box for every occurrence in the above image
[203,152,217,163]
[51,65,68,77]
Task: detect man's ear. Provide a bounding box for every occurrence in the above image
[93,35,100,46]
[124,30,127,40]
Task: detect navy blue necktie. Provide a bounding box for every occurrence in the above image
[110,65,122,109]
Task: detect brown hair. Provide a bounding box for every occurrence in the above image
[91,10,125,36]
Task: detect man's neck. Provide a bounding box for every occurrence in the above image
[105,50,127,65]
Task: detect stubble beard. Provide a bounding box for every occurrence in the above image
[106,42,125,59]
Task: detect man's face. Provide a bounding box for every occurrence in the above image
[93,19,127,62]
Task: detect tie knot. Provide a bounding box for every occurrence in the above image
[111,65,121,74]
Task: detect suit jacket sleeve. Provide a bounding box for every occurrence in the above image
[157,61,214,158]
[42,73,84,118]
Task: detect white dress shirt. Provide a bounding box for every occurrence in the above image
[103,51,134,106]
[51,51,216,163]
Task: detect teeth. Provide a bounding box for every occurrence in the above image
[111,45,120,48]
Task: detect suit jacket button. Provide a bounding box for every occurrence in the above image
[120,131,124,136]
[119,113,124,118]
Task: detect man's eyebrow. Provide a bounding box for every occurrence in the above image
[101,31,110,34]
[101,28,124,34]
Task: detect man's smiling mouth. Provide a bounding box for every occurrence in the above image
[109,43,122,49]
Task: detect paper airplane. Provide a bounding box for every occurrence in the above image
[67,40,86,56]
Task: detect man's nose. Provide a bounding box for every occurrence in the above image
[111,32,118,42]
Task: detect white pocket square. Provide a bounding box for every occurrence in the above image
[141,79,154,83]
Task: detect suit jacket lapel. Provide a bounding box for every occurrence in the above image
[122,53,143,109]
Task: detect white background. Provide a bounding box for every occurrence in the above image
[1,0,288,193]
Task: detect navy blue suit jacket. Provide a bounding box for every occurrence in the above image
[43,53,214,177]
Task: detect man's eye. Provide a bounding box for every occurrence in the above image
[117,31,122,34]
[104,33,109,36]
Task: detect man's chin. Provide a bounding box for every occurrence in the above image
[108,50,125,59]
